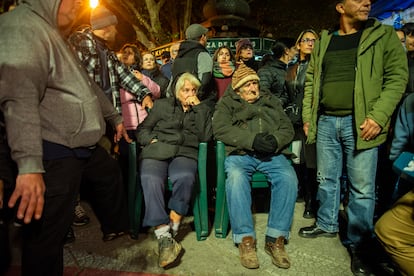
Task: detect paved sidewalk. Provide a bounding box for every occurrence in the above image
[9,201,356,275]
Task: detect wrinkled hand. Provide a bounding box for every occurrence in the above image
[114,123,132,143]
[186,95,201,106]
[8,173,45,224]
[303,122,310,137]
[142,95,153,110]
[359,118,381,141]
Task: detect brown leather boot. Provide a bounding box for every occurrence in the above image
[238,236,259,269]
[265,236,290,269]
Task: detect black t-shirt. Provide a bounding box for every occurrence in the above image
[321,31,362,116]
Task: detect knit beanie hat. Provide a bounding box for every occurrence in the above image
[90,5,118,30]
[232,63,260,90]
[235,38,253,57]
[185,24,208,40]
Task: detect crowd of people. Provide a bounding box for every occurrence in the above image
[0,0,413,275]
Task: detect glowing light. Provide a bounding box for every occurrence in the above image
[90,0,99,9]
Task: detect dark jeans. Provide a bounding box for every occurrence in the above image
[21,145,128,276]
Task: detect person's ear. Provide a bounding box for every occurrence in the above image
[336,2,345,14]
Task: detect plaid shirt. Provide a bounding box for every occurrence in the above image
[69,27,151,114]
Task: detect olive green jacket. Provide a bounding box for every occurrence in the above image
[302,18,408,150]
[213,89,294,156]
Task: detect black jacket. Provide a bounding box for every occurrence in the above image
[137,97,212,161]
[171,41,215,104]
[142,68,170,98]
[285,60,310,125]
[257,59,289,107]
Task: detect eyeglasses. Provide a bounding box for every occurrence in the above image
[241,45,253,50]
[301,38,316,44]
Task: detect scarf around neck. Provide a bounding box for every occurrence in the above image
[213,61,235,78]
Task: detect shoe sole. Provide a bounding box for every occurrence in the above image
[240,254,260,269]
[298,232,337,238]
[72,221,89,226]
[265,247,290,269]
[241,262,259,269]
[102,232,125,242]
[159,242,182,268]
[303,212,315,219]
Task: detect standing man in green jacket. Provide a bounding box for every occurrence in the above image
[299,1,408,275]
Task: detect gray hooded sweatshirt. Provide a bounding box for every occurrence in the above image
[0,0,122,174]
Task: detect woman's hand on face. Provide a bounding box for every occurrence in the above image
[186,95,200,106]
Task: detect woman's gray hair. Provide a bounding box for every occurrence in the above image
[174,73,201,98]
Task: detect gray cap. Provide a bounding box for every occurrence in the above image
[185,24,208,40]
[90,5,118,30]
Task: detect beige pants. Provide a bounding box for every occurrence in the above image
[375,189,414,276]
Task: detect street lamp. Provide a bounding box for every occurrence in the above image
[90,0,99,9]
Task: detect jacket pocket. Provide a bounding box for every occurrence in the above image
[41,94,104,148]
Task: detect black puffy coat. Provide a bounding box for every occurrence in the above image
[142,68,170,98]
[137,97,212,161]
[257,59,289,107]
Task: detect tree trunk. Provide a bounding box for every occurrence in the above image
[182,0,192,39]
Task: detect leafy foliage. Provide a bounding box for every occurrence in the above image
[0,0,338,49]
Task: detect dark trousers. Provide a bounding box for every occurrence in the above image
[140,157,197,227]
[21,145,128,276]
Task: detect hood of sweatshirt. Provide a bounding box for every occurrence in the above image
[21,0,60,28]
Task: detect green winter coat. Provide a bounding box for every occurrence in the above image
[213,88,294,156]
[302,18,408,150]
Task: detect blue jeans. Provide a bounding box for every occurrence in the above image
[140,157,197,227]
[316,115,377,245]
[225,154,297,244]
